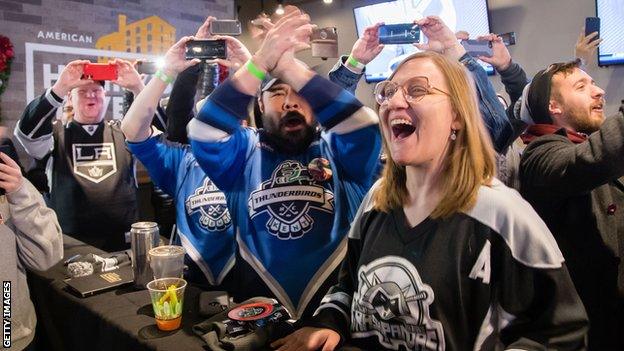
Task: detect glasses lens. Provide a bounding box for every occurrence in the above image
[404,77,429,101]
[375,81,397,104]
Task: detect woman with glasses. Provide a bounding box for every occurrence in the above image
[272,49,588,351]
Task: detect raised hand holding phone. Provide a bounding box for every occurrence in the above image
[351,22,384,66]
[475,33,511,71]
[210,35,251,71]
[576,22,602,65]
[111,59,144,95]
[0,151,23,195]
[51,59,92,97]
[415,16,466,60]
[165,36,202,75]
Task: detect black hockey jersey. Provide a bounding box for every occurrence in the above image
[14,88,165,251]
[309,179,588,350]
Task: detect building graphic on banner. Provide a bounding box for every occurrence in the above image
[0,0,232,132]
[25,14,176,120]
[95,15,175,62]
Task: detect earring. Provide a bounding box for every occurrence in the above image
[450,129,457,141]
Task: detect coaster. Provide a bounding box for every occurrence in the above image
[227,302,274,322]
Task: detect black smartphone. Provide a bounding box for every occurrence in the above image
[461,39,493,57]
[499,32,516,46]
[378,23,420,45]
[136,61,158,75]
[210,20,242,36]
[585,17,600,42]
[185,39,227,60]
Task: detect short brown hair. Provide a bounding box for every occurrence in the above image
[373,51,496,218]
[549,59,582,101]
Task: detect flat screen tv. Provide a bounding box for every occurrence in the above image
[353,0,493,82]
[596,0,624,66]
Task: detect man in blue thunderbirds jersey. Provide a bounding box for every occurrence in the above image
[188,8,381,318]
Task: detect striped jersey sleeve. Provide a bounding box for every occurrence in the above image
[14,88,62,159]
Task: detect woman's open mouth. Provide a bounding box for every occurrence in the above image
[390,118,416,140]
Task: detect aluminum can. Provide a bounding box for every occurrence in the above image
[130,222,160,289]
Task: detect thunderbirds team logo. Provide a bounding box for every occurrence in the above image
[248,160,334,239]
[352,256,445,350]
[72,143,117,183]
[186,178,231,231]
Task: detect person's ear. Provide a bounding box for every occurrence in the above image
[451,109,462,131]
[548,99,563,117]
[257,96,264,113]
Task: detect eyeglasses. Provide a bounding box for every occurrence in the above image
[374,76,450,105]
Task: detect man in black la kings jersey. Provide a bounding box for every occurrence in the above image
[15,59,166,251]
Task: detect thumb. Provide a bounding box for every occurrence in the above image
[321,335,339,351]
[184,59,201,69]
[478,55,494,64]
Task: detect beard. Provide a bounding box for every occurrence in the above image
[263,111,317,155]
[566,106,604,134]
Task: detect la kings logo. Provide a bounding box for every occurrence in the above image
[72,143,117,183]
[352,256,445,350]
[248,160,334,239]
[186,178,231,231]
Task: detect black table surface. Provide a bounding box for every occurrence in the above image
[28,235,208,351]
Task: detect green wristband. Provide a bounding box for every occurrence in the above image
[347,55,365,70]
[154,69,174,84]
[246,60,267,81]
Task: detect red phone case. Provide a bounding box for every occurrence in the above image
[82,63,118,81]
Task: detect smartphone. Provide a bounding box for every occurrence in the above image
[499,32,516,46]
[378,23,420,45]
[135,61,158,75]
[311,27,338,58]
[185,39,227,60]
[210,19,242,36]
[461,39,493,58]
[0,144,20,196]
[82,63,118,81]
[585,17,600,42]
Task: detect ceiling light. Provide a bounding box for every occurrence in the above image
[275,3,285,15]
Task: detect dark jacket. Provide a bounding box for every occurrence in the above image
[519,112,624,350]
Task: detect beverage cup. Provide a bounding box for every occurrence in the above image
[149,245,185,279]
[147,277,187,331]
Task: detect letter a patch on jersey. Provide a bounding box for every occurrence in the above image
[469,240,491,284]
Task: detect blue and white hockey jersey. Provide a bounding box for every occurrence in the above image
[128,136,235,287]
[188,75,381,317]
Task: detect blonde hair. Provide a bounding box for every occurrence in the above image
[373,51,496,218]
